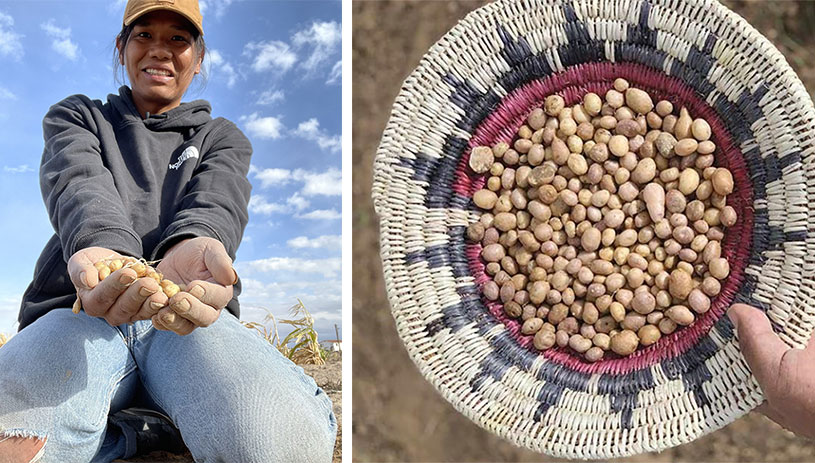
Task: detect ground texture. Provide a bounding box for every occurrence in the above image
[352,1,815,461]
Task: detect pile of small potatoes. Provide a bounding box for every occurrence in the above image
[466,78,737,362]
[72,256,181,314]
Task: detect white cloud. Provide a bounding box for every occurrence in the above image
[206,49,238,88]
[249,192,310,216]
[250,166,342,196]
[286,192,309,211]
[0,86,15,100]
[257,89,285,105]
[243,21,340,81]
[287,235,341,250]
[297,209,341,220]
[41,19,79,61]
[52,39,79,61]
[199,0,234,19]
[237,257,341,278]
[3,165,33,174]
[244,41,296,74]
[240,113,283,140]
[251,167,291,187]
[40,20,69,39]
[297,168,342,196]
[326,60,341,85]
[292,21,341,72]
[248,195,287,215]
[293,118,341,153]
[0,11,23,60]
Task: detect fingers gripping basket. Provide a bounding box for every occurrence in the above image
[372,0,815,458]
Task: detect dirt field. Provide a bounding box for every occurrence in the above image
[352,1,815,461]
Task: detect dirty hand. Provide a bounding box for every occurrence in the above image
[728,303,815,439]
[152,237,237,335]
[68,246,167,326]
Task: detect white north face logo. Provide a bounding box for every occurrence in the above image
[169,146,200,170]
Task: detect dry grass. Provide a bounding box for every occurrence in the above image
[242,299,327,365]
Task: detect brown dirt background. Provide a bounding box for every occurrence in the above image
[352,1,815,462]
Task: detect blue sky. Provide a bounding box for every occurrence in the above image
[0,0,342,342]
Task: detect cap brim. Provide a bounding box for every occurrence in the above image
[124,5,203,36]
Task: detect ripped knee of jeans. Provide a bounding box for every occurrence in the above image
[0,429,47,463]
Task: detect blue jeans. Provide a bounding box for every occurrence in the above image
[0,308,336,462]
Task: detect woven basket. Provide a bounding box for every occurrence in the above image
[372,0,815,458]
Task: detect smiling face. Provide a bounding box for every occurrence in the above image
[118,10,203,117]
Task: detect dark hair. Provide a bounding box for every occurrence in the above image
[113,17,208,95]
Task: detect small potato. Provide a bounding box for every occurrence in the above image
[656,100,673,117]
[522,317,544,335]
[610,330,639,356]
[712,168,734,196]
[659,317,678,334]
[665,189,686,214]
[655,132,677,156]
[630,158,657,184]
[674,138,698,157]
[631,291,656,314]
[691,118,712,141]
[584,346,605,362]
[638,325,661,346]
[500,282,516,303]
[469,146,494,173]
[625,88,654,115]
[621,313,646,332]
[108,259,124,272]
[642,183,666,223]
[720,205,737,227]
[674,107,693,139]
[160,280,181,298]
[581,227,602,252]
[504,301,523,318]
[545,95,565,116]
[567,153,589,175]
[467,222,486,242]
[473,189,498,209]
[493,212,517,232]
[482,244,506,262]
[688,288,711,314]
[534,329,557,350]
[678,168,700,195]
[569,334,592,353]
[701,276,721,297]
[668,269,693,299]
[709,257,730,280]
[608,135,629,157]
[666,305,695,326]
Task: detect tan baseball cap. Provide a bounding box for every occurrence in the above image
[123,0,204,36]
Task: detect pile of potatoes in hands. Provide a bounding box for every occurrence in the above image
[466,78,737,362]
[72,256,182,314]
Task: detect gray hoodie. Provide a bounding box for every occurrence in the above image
[19,86,252,330]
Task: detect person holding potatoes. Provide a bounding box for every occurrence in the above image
[0,0,336,461]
